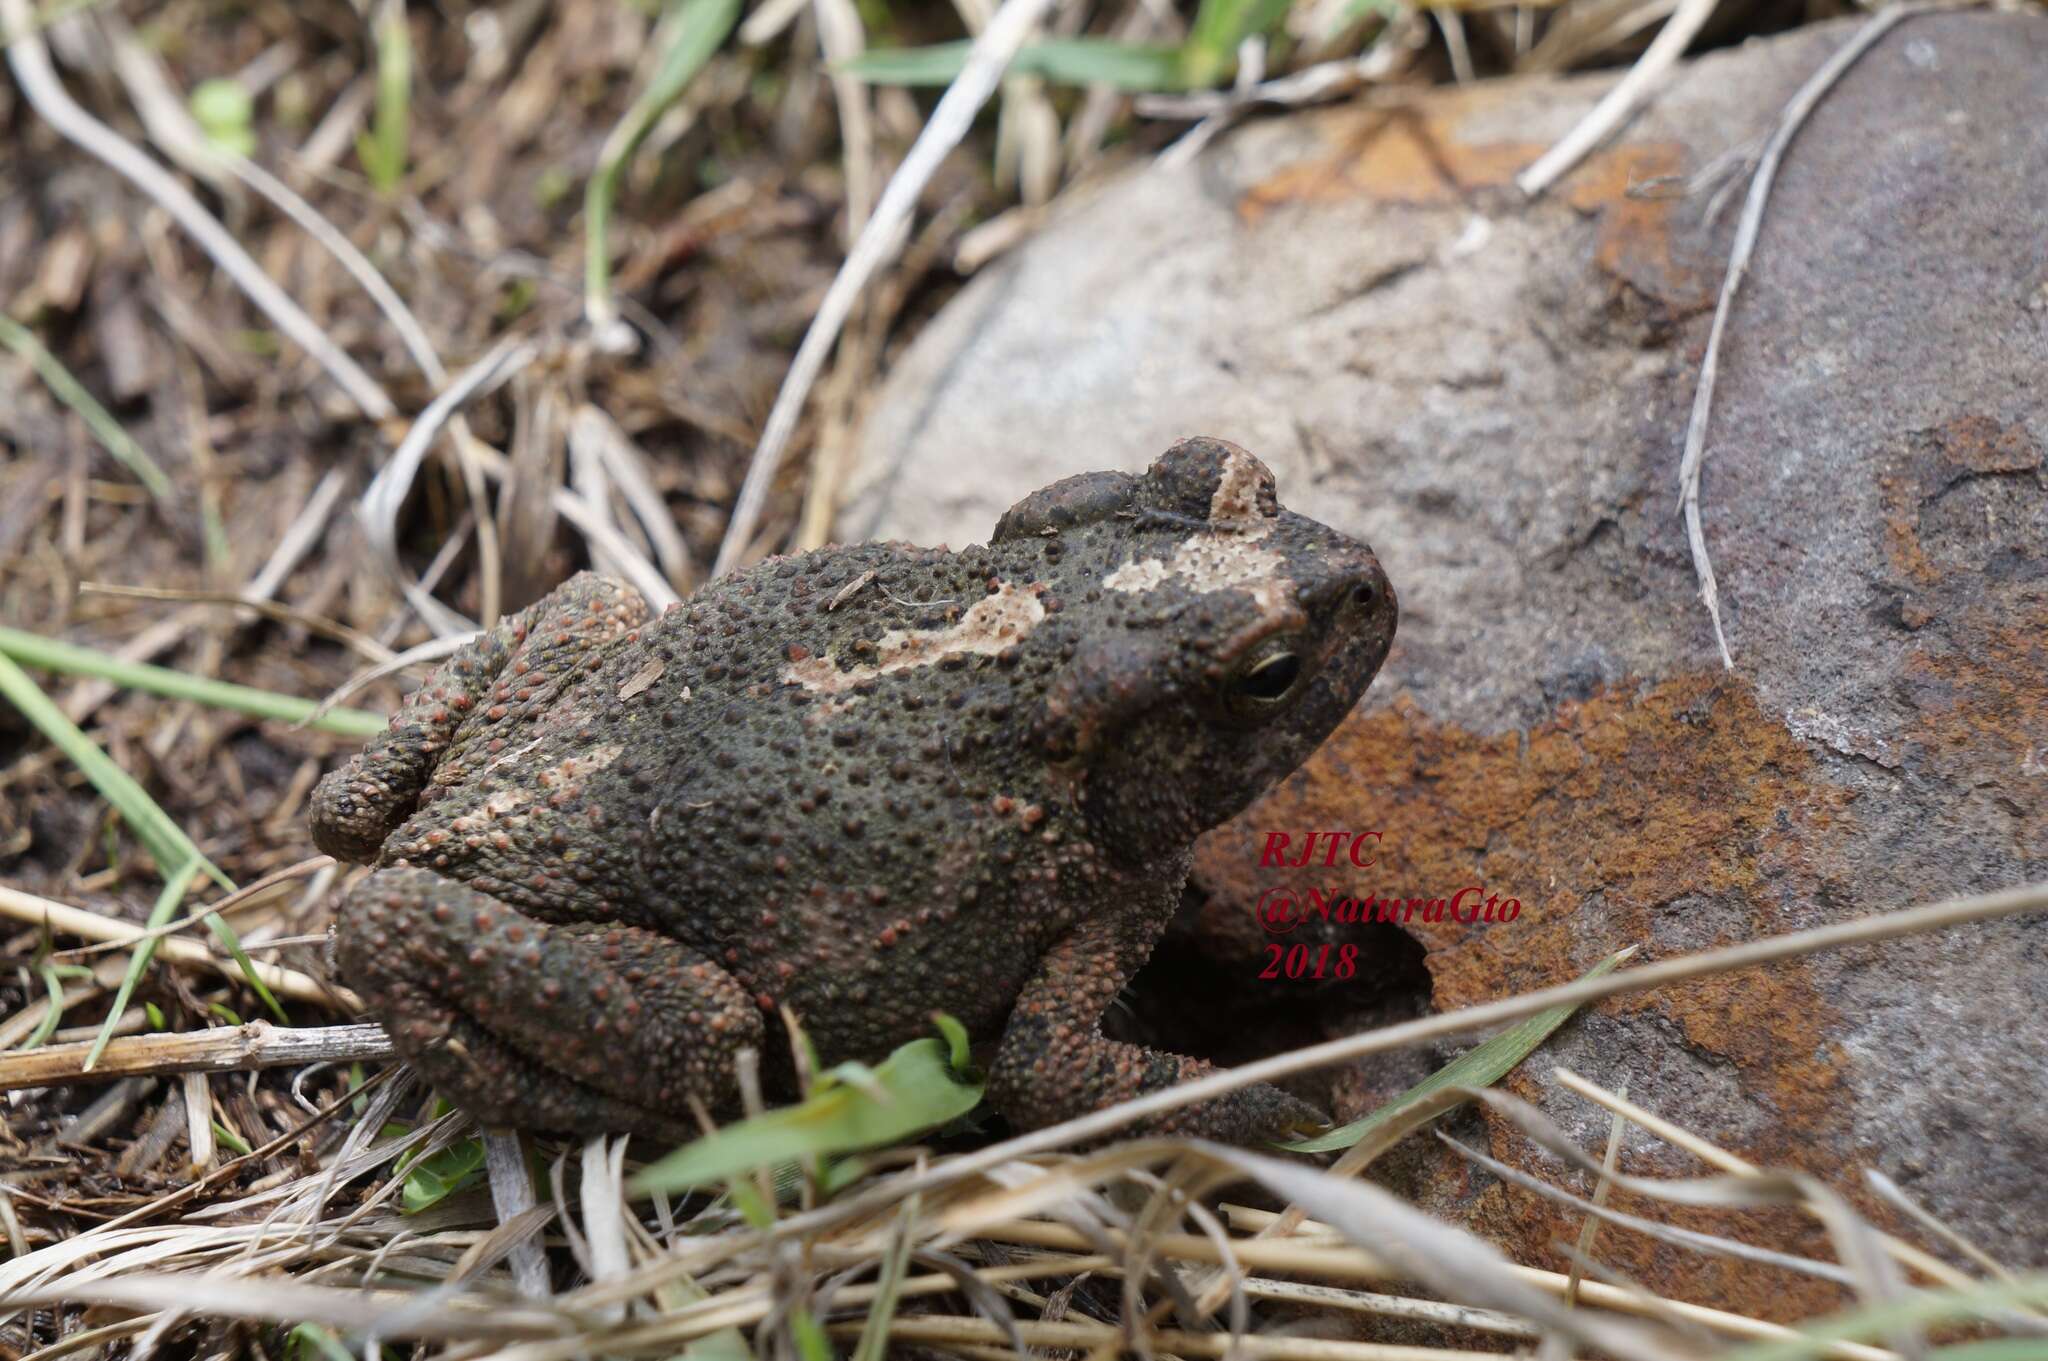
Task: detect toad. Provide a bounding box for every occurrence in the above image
[313,437,1397,1142]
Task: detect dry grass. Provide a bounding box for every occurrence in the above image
[3,0,2041,1357]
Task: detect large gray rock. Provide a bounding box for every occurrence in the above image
[845,12,2048,1308]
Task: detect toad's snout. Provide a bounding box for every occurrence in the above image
[1303,545,1397,638]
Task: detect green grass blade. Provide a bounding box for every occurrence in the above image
[1721,1276,2048,1361]
[23,962,68,1050]
[0,651,289,1053]
[357,0,412,193]
[836,40,972,84]
[0,625,386,738]
[841,37,1186,90]
[584,0,742,324]
[1280,946,1634,1154]
[0,651,230,890]
[789,1306,835,1361]
[196,912,286,1025]
[850,1196,920,1361]
[1182,0,1292,85]
[85,859,203,1070]
[0,313,174,507]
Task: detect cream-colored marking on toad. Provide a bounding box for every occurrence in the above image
[1104,447,1291,612]
[782,582,1047,696]
[447,743,623,832]
[1205,443,1273,528]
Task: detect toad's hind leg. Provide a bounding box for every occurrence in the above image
[338,867,762,1139]
[310,573,648,863]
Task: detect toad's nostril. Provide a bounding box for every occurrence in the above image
[1352,582,1376,609]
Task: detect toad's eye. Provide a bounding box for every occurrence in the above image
[1231,651,1303,708]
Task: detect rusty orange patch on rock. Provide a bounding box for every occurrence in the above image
[1236,96,1706,307]
[1194,671,1862,1321]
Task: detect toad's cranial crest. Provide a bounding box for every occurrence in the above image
[312,436,1397,1146]
[1205,443,1279,528]
[1103,444,1292,615]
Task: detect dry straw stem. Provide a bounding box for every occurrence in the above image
[1217,1209,1898,1361]
[1864,1169,2018,1286]
[714,0,1062,577]
[304,630,474,727]
[358,333,540,638]
[465,440,683,611]
[1565,1081,1629,1304]
[0,0,393,420]
[0,1021,391,1094]
[1439,1129,1855,1282]
[0,883,343,1007]
[747,877,2048,1257]
[1551,1068,1991,1298]
[493,878,2048,1333]
[1674,4,1933,670]
[966,1199,1817,1361]
[1435,1085,1924,1348]
[1514,0,1718,196]
[49,855,332,961]
[830,1316,1509,1359]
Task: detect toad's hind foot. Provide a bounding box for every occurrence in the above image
[337,866,761,1140]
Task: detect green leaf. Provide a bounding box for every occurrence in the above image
[931,1012,972,1071]
[840,38,1186,91]
[399,1135,488,1213]
[212,1119,253,1156]
[585,0,743,323]
[286,1323,357,1361]
[1279,946,1634,1153]
[631,1019,984,1194]
[189,77,255,157]
[0,625,386,738]
[1339,0,1404,30]
[681,1330,755,1361]
[725,1176,777,1229]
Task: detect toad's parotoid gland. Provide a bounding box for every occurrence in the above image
[313,438,1397,1143]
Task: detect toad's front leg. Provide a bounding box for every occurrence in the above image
[988,887,1327,1143]
[337,866,762,1140]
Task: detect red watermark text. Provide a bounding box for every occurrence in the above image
[1256,883,1523,935]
